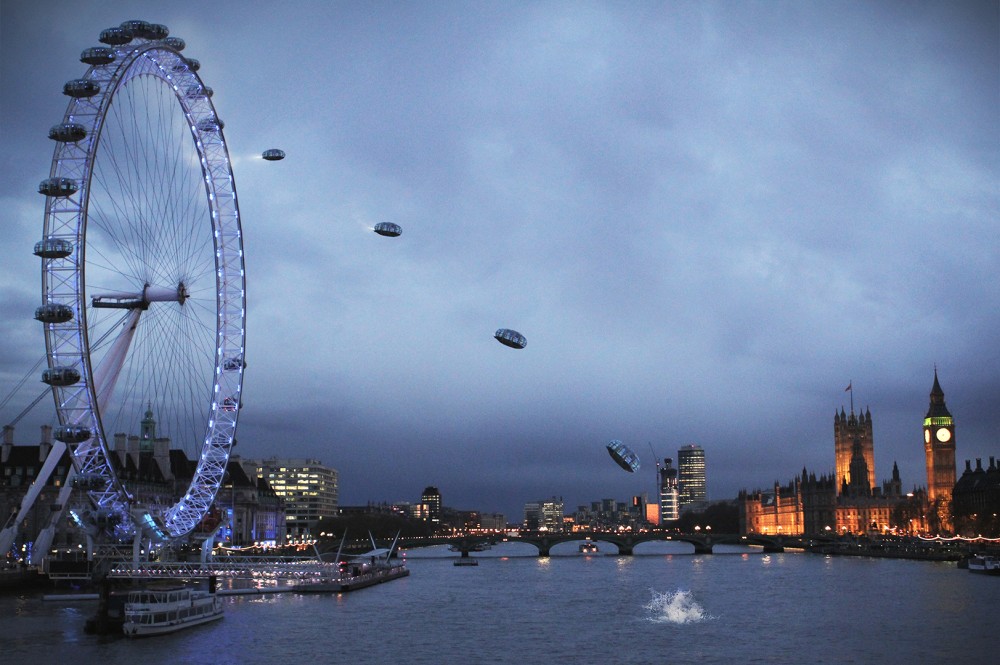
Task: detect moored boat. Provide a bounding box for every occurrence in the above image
[967,554,1000,575]
[122,583,223,637]
[299,529,409,592]
[296,560,410,592]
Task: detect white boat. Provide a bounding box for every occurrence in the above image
[122,583,223,637]
[967,554,1000,575]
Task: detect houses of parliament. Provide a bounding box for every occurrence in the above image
[739,371,993,537]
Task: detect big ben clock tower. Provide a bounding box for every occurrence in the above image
[923,369,956,532]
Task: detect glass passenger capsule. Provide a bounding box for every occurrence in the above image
[99,27,132,46]
[261,149,285,161]
[223,355,245,371]
[72,473,106,489]
[606,440,640,473]
[145,23,170,40]
[185,84,213,99]
[42,367,81,386]
[35,303,74,324]
[54,425,91,444]
[80,47,116,66]
[38,178,78,197]
[48,123,87,142]
[373,222,402,237]
[163,36,185,51]
[494,328,526,349]
[34,237,74,259]
[185,58,201,72]
[196,117,223,132]
[63,79,100,98]
[119,20,151,38]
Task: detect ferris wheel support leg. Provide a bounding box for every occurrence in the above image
[29,466,78,567]
[0,441,68,558]
[30,525,56,566]
[200,526,221,565]
[91,309,142,415]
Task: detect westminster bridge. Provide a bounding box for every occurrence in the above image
[394,531,807,557]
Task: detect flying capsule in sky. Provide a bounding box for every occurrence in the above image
[494,328,526,349]
[373,222,402,237]
[261,148,285,161]
[606,440,640,473]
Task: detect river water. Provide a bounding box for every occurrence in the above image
[0,541,993,664]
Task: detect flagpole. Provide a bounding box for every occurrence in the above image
[849,381,854,413]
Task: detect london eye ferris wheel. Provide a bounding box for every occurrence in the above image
[35,20,245,545]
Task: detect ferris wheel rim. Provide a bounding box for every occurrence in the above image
[38,25,246,543]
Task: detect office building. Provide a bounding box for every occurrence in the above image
[252,458,339,537]
[420,486,442,524]
[524,497,564,531]
[658,457,680,523]
[678,444,707,510]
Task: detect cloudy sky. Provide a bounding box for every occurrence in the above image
[1,1,997,521]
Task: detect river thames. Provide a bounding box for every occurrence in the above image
[0,542,993,664]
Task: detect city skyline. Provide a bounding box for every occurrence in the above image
[1,1,997,522]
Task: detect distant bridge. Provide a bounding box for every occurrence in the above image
[397,531,807,557]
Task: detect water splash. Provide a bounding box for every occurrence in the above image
[644,589,713,624]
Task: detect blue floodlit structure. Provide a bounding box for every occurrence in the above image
[607,440,640,473]
[35,19,246,546]
[494,328,526,349]
[373,222,402,237]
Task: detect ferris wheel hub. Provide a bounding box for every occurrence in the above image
[91,283,189,309]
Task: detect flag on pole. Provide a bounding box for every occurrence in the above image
[845,382,852,392]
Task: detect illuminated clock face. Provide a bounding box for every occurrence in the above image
[924,430,931,444]
[936,428,952,443]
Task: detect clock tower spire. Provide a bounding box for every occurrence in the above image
[923,369,956,533]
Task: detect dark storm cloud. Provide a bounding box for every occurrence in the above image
[1,1,997,520]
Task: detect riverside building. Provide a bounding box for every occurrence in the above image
[420,486,442,524]
[738,377,963,536]
[923,370,957,533]
[524,497,564,531]
[658,458,680,523]
[2,414,285,561]
[251,458,338,537]
[678,444,707,510]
